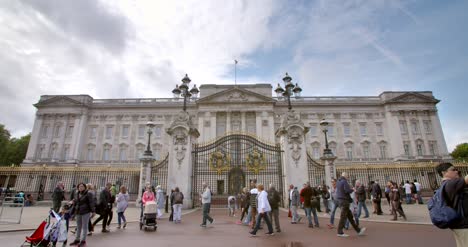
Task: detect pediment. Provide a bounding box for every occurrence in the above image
[197,87,274,104]
[34,96,85,107]
[385,93,439,104]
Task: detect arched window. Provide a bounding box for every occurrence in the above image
[87,144,96,161]
[345,141,354,160]
[103,144,112,160]
[361,141,370,159]
[119,144,128,161]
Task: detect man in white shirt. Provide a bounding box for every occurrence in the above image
[403,181,412,204]
[200,182,214,227]
[413,179,423,204]
[249,184,274,237]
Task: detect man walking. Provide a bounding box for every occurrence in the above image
[249,180,259,228]
[370,181,383,215]
[267,184,281,232]
[300,182,319,228]
[290,185,301,224]
[355,180,369,218]
[200,182,214,227]
[52,181,65,213]
[93,183,112,233]
[249,184,274,236]
[336,172,366,237]
[404,180,412,204]
[413,179,424,204]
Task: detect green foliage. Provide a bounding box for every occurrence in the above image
[0,124,30,166]
[451,143,468,161]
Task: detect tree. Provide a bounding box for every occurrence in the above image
[451,143,468,161]
[0,124,31,166]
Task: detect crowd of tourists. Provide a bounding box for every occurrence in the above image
[45,161,467,246]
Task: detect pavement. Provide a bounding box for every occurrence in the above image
[0,205,455,247]
[0,201,431,232]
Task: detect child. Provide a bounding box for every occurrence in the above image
[116,186,129,229]
[52,204,71,247]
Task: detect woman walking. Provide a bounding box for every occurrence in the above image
[69,183,95,246]
[116,186,129,229]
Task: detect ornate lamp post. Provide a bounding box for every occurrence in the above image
[172,74,199,112]
[274,73,302,111]
[319,119,333,157]
[138,121,156,203]
[320,118,337,188]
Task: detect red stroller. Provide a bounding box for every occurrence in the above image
[21,220,49,246]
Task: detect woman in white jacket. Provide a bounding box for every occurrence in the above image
[116,186,129,229]
[249,184,274,236]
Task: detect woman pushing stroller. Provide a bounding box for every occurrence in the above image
[68,183,95,246]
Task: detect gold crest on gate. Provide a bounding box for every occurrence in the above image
[209,151,231,175]
[246,148,267,175]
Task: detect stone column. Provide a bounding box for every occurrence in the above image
[71,113,88,161]
[241,112,246,132]
[137,154,154,204]
[275,110,309,197]
[24,113,44,163]
[166,111,200,209]
[321,153,337,189]
[226,111,231,133]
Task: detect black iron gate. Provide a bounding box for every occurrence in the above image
[151,154,169,193]
[307,152,325,186]
[192,134,283,207]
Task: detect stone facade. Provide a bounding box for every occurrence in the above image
[23,84,450,168]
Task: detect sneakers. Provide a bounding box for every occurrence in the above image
[209,219,214,224]
[200,224,207,227]
[87,232,93,236]
[337,233,350,238]
[117,225,121,229]
[276,229,281,233]
[308,224,314,228]
[358,227,367,236]
[327,224,334,229]
[123,222,127,228]
[249,231,257,237]
[265,232,275,236]
[101,229,110,233]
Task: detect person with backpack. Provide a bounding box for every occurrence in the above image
[355,180,369,218]
[429,163,468,247]
[300,182,319,228]
[321,185,331,214]
[171,187,184,223]
[267,184,281,232]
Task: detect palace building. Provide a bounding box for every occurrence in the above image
[13,75,451,206]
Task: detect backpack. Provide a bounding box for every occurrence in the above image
[428,182,463,229]
[173,192,183,204]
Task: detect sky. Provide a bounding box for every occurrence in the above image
[0,0,467,151]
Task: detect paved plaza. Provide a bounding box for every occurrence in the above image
[0,202,458,247]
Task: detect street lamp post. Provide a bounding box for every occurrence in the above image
[172,74,199,112]
[138,121,156,204]
[144,121,156,156]
[320,119,337,189]
[274,73,302,111]
[320,119,333,157]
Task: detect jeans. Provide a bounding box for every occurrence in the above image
[337,201,361,235]
[357,201,369,218]
[305,207,319,226]
[406,194,412,204]
[251,212,273,234]
[75,213,90,242]
[117,212,126,225]
[291,205,300,222]
[416,191,423,204]
[202,203,213,225]
[345,210,359,229]
[173,204,182,221]
[330,200,338,225]
[268,208,281,231]
[244,206,252,224]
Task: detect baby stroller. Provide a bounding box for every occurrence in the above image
[21,210,67,246]
[140,201,157,231]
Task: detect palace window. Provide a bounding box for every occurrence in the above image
[36,145,44,159]
[87,145,95,160]
[154,125,162,138]
[429,141,437,155]
[90,127,97,138]
[411,121,420,134]
[63,145,70,160]
[343,123,351,136]
[309,124,317,137]
[379,144,387,159]
[105,126,113,139]
[138,125,145,138]
[423,120,432,134]
[312,147,320,159]
[41,125,49,138]
[376,123,383,136]
[327,125,334,137]
[103,145,111,160]
[404,142,411,156]
[399,121,408,135]
[346,146,353,160]
[66,125,74,138]
[359,123,367,136]
[54,125,61,137]
[416,140,424,156]
[119,145,127,161]
[50,143,58,160]
[362,145,370,159]
[122,125,129,138]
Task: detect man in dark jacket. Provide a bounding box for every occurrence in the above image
[267,184,281,232]
[52,181,65,213]
[336,172,366,237]
[355,180,369,218]
[370,181,383,215]
[92,183,112,232]
[300,182,319,228]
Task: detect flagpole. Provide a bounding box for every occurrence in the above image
[235,60,237,85]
